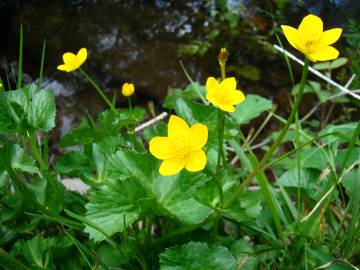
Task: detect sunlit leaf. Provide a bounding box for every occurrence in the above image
[159,242,236,270]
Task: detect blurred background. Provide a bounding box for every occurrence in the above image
[0,0,359,138]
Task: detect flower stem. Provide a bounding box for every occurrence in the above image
[215,109,225,208]
[224,58,310,238]
[220,64,226,82]
[79,68,117,112]
[28,133,64,207]
[128,96,133,116]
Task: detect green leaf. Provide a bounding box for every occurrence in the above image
[320,122,358,150]
[300,147,329,171]
[0,84,56,133]
[0,144,39,174]
[109,150,212,222]
[230,95,272,125]
[221,189,262,222]
[84,178,147,241]
[0,87,27,133]
[159,242,237,270]
[231,239,259,270]
[97,241,136,267]
[278,168,319,190]
[98,106,146,132]
[277,168,328,200]
[292,81,330,102]
[59,127,105,147]
[86,149,213,241]
[57,136,126,184]
[313,57,348,70]
[163,84,206,109]
[27,84,56,131]
[341,171,358,196]
[54,151,91,177]
[13,235,51,269]
[0,192,24,223]
[25,178,47,205]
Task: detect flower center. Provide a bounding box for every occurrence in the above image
[305,39,317,51]
[171,135,190,158]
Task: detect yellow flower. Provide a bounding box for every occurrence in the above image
[57,48,87,72]
[205,77,245,112]
[122,83,135,97]
[281,14,342,62]
[149,115,208,176]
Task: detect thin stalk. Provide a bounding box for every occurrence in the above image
[334,121,360,256]
[42,134,49,168]
[216,109,225,173]
[38,39,46,87]
[295,111,302,212]
[64,231,93,269]
[211,58,228,240]
[275,34,295,86]
[17,24,23,89]
[220,64,226,82]
[179,60,208,104]
[28,133,64,207]
[128,96,133,116]
[224,58,310,239]
[64,209,116,246]
[79,68,116,112]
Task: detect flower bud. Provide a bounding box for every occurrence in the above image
[122,82,135,97]
[218,48,229,66]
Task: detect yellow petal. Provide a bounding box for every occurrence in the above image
[168,115,189,138]
[317,28,342,47]
[309,46,339,62]
[185,150,206,172]
[63,52,76,64]
[57,64,70,72]
[298,14,323,38]
[149,136,173,160]
[206,77,218,92]
[229,90,245,105]
[159,158,185,176]
[281,25,301,50]
[189,123,208,150]
[218,103,235,113]
[205,90,217,105]
[77,48,88,65]
[219,77,236,91]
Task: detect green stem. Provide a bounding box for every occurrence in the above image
[38,39,46,87]
[79,68,117,112]
[215,109,225,208]
[220,64,226,81]
[224,58,310,237]
[17,24,23,89]
[28,133,64,207]
[216,110,225,172]
[225,58,309,207]
[295,112,302,212]
[0,156,50,215]
[128,96,133,116]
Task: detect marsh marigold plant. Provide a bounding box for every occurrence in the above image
[205,77,245,112]
[281,14,342,62]
[57,48,88,72]
[149,115,208,176]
